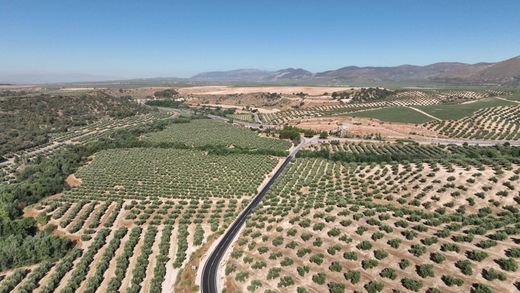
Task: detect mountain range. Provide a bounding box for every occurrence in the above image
[191,55,520,85]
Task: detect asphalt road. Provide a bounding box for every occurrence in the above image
[201,139,309,293]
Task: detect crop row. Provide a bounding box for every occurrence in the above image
[425,105,520,140]
[225,157,520,292]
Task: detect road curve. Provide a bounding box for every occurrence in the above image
[201,139,308,293]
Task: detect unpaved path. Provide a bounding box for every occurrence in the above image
[407,106,441,121]
[496,96,520,104]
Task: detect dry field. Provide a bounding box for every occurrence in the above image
[224,157,520,292]
[289,116,438,140]
[1,147,280,292]
[177,86,353,96]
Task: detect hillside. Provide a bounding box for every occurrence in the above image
[190,55,520,85]
[0,92,150,157]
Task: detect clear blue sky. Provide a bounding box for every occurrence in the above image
[1,0,519,82]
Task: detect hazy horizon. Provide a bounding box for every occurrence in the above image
[1,0,520,83]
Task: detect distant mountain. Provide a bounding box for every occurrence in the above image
[191,69,272,82]
[191,68,313,82]
[190,55,520,85]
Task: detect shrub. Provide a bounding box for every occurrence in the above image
[506,247,520,258]
[387,238,401,248]
[401,278,422,292]
[416,264,435,278]
[455,260,473,275]
[297,265,309,277]
[343,251,358,260]
[310,253,324,265]
[471,283,492,293]
[374,249,388,260]
[361,259,379,270]
[344,270,360,284]
[380,267,397,280]
[235,271,249,282]
[364,281,384,293]
[280,257,294,267]
[430,252,445,263]
[312,272,326,285]
[482,268,507,281]
[328,282,346,293]
[466,250,488,262]
[356,240,372,250]
[399,259,410,269]
[278,276,294,287]
[495,258,518,272]
[409,244,426,257]
[329,261,342,272]
[442,275,464,286]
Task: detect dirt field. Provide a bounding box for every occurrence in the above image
[177,86,353,96]
[288,116,440,139]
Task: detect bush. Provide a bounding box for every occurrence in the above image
[380,267,397,280]
[409,244,426,256]
[344,270,360,284]
[430,252,445,263]
[329,261,342,272]
[506,247,520,258]
[266,268,281,280]
[312,272,326,285]
[361,259,379,270]
[455,260,473,275]
[416,264,434,278]
[356,240,372,250]
[343,251,357,260]
[374,249,388,260]
[482,268,507,281]
[364,281,384,293]
[442,275,464,286]
[387,238,401,248]
[471,283,492,293]
[401,278,422,292]
[328,282,345,293]
[277,276,294,287]
[466,250,488,262]
[495,258,518,272]
[399,259,410,269]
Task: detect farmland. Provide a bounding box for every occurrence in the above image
[0,147,281,292]
[348,107,434,124]
[224,155,520,292]
[417,98,517,120]
[1,85,520,293]
[424,105,520,140]
[143,119,290,152]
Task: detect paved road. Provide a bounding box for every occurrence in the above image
[201,137,311,293]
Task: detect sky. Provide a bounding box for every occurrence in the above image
[1,0,520,82]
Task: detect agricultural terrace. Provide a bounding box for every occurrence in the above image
[225,157,520,292]
[424,105,520,140]
[3,147,279,292]
[143,119,290,151]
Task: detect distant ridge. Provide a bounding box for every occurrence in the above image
[191,55,520,85]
